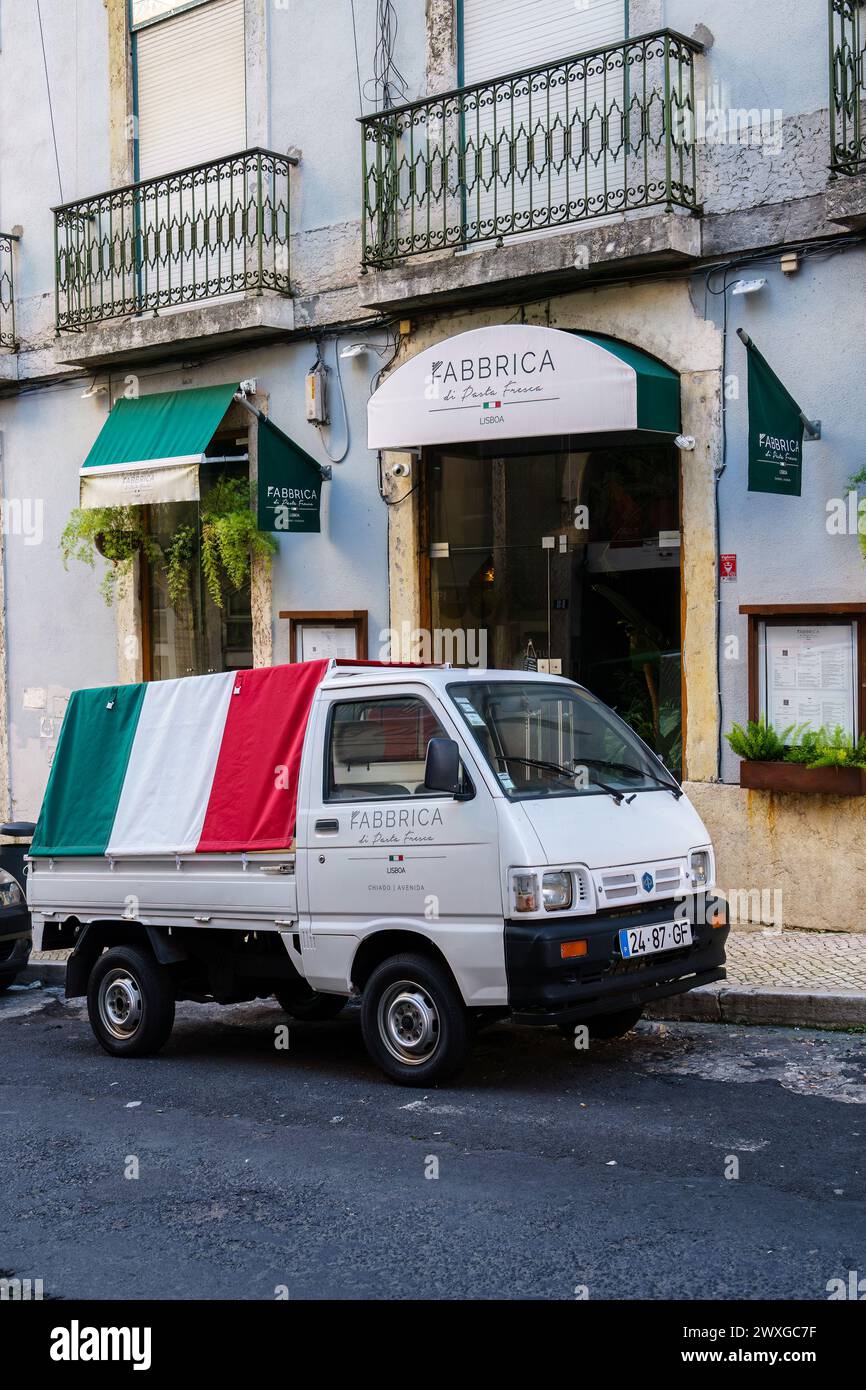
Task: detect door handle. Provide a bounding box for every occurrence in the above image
[260,863,293,875]
[315,819,339,833]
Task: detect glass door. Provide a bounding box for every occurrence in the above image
[425,438,683,775]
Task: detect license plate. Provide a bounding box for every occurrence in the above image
[618,921,693,959]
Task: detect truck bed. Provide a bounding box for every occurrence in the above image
[27,851,298,934]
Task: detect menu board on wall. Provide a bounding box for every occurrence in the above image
[759,623,858,738]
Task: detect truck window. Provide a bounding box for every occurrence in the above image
[447,680,680,801]
[326,696,447,801]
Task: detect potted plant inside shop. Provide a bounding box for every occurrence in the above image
[726,719,866,795]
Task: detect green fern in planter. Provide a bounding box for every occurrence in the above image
[784,727,823,765]
[724,718,793,761]
[795,725,866,770]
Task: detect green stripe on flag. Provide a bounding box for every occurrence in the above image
[30,683,147,856]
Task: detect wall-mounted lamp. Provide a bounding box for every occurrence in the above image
[339,343,367,359]
[80,381,109,400]
[731,277,767,296]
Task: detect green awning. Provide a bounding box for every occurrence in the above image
[575,334,681,434]
[79,382,240,507]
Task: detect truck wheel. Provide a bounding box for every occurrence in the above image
[360,953,470,1086]
[87,945,175,1058]
[273,985,347,1021]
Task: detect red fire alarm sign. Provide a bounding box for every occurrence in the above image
[719,554,737,581]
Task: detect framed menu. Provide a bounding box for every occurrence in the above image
[759,623,857,737]
[742,605,866,741]
[280,610,368,664]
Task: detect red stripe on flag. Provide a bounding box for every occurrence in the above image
[196,660,330,852]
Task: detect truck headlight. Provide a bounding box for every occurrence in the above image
[511,872,539,914]
[0,870,23,908]
[690,850,711,889]
[542,871,573,911]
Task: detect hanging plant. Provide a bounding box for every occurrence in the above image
[163,523,198,609]
[60,506,160,605]
[62,480,275,610]
[200,477,276,609]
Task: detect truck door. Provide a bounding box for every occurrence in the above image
[296,684,506,1005]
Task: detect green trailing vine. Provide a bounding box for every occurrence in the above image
[163,523,198,609]
[61,479,276,609]
[200,478,276,608]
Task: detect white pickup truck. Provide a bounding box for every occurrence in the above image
[27,660,728,1084]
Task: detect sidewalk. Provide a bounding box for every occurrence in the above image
[25,933,866,1030]
[647,928,866,1028]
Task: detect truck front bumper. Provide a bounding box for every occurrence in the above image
[505,897,729,1026]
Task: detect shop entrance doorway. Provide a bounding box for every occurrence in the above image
[424,436,683,775]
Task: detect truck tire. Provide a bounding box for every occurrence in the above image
[273,985,347,1021]
[560,1005,644,1041]
[87,945,176,1058]
[360,953,471,1086]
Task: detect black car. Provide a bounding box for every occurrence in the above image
[0,822,34,990]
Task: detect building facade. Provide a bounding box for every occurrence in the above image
[1,0,865,929]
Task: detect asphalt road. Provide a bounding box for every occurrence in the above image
[1,971,864,1301]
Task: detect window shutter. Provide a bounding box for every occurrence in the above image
[459,0,629,240]
[461,0,626,85]
[136,0,247,181]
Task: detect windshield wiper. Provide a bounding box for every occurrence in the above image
[577,756,682,799]
[494,754,626,805]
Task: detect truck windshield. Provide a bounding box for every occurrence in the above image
[447,680,680,802]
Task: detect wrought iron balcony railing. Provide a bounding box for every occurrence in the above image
[360,28,702,267]
[53,148,295,333]
[830,0,866,173]
[0,233,17,348]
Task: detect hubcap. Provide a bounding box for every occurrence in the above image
[377,979,441,1066]
[99,968,143,1041]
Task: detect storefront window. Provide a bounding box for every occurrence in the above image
[144,458,252,680]
[426,439,682,775]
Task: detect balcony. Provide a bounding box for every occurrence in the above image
[0,233,17,350]
[829,0,866,175]
[53,148,296,367]
[360,27,703,293]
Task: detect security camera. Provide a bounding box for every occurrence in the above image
[390,461,411,477]
[675,435,696,451]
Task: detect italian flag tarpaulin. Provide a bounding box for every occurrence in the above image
[29,661,331,858]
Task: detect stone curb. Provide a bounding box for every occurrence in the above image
[646,984,866,1029]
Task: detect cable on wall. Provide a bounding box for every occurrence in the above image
[349,0,365,116]
[36,0,63,202]
[364,0,408,109]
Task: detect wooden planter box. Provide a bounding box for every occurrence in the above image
[739,760,866,796]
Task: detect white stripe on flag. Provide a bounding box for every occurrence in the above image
[106,671,236,856]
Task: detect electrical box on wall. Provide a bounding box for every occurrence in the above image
[305,362,328,425]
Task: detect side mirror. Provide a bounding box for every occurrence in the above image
[424,737,461,795]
